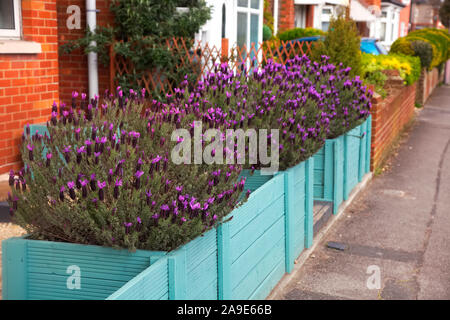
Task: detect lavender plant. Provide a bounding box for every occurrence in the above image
[285,55,372,139]
[163,56,370,171]
[8,90,246,252]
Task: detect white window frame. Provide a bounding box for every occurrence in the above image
[236,0,263,49]
[0,0,22,39]
[295,5,307,29]
[320,5,334,32]
[379,8,389,44]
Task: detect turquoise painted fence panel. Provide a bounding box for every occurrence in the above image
[225,173,286,300]
[239,169,273,194]
[365,115,372,174]
[183,229,218,300]
[107,257,169,300]
[344,125,362,200]
[344,117,372,200]
[312,136,345,214]
[2,237,165,300]
[27,124,48,137]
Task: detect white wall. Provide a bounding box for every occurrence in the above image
[195,0,236,50]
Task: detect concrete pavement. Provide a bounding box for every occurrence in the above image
[273,85,450,300]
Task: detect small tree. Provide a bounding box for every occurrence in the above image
[311,14,361,77]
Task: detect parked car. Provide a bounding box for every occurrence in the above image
[281,36,388,55]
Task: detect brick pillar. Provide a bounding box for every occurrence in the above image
[278,0,294,32]
[306,5,314,28]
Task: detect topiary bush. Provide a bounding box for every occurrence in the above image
[8,90,247,252]
[277,27,325,41]
[390,28,450,70]
[263,24,273,41]
[411,40,433,70]
[390,37,415,56]
[310,14,362,77]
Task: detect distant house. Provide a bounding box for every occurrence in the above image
[411,0,446,30]
[368,0,407,49]
[267,0,411,49]
[195,0,264,51]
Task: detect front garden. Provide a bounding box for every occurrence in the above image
[2,9,449,300]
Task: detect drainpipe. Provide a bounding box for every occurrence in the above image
[86,0,99,100]
[274,0,279,36]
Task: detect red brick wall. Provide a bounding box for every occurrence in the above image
[398,4,410,37]
[370,83,417,170]
[306,5,314,28]
[0,0,59,175]
[417,67,443,105]
[278,0,294,32]
[57,0,114,103]
[364,0,381,8]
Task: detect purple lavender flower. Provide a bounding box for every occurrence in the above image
[67,181,76,200]
[8,170,14,186]
[27,144,34,161]
[135,170,144,189]
[80,179,88,198]
[113,178,122,199]
[97,181,107,201]
[59,186,65,201]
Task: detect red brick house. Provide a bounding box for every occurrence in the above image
[0,1,115,175]
[0,0,59,175]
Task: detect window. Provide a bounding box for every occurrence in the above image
[236,0,261,65]
[379,9,388,43]
[295,5,306,29]
[380,22,386,42]
[321,5,333,32]
[236,0,261,49]
[0,0,21,39]
[321,22,330,31]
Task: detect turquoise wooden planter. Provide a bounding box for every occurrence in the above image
[239,169,273,194]
[344,116,372,200]
[313,135,345,214]
[313,116,372,213]
[1,238,166,300]
[3,159,314,300]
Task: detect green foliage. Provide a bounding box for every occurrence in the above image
[390,37,415,56]
[263,25,273,41]
[263,0,274,34]
[310,15,361,77]
[439,0,450,28]
[59,27,114,67]
[360,54,388,97]
[110,0,211,39]
[60,0,211,99]
[9,93,246,252]
[411,40,433,70]
[277,27,325,41]
[390,28,450,69]
[361,53,421,88]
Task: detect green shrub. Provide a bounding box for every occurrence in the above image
[263,0,274,33]
[391,28,450,69]
[390,37,415,56]
[310,15,361,77]
[277,27,325,41]
[361,53,421,88]
[263,24,273,41]
[411,40,433,70]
